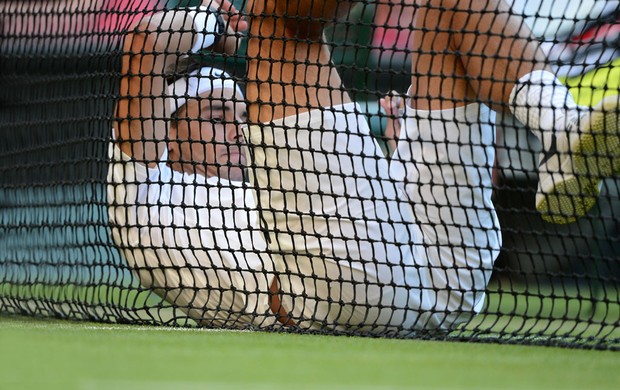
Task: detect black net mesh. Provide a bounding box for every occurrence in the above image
[1,0,619,349]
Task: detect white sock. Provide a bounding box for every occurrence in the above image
[509,70,579,151]
[188,6,224,53]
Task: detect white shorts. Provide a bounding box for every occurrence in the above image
[244,102,501,334]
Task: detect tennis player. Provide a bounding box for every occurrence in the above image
[107,2,286,328]
[241,0,620,333]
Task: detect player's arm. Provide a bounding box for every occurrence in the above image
[410,0,547,111]
[245,0,353,123]
[115,0,245,164]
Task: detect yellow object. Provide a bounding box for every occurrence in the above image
[563,57,620,106]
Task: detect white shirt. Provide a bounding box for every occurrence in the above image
[107,143,277,328]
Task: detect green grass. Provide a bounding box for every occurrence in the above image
[3,279,618,348]
[1,315,619,390]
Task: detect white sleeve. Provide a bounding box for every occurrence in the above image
[107,143,276,328]
[106,143,169,244]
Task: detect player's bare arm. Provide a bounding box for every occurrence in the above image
[115,0,246,164]
[410,0,548,112]
[245,0,353,123]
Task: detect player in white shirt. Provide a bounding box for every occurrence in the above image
[242,0,620,334]
[107,3,285,328]
[108,69,285,328]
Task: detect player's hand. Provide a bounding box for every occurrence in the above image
[380,91,404,152]
[203,0,247,55]
[203,0,248,32]
[380,91,405,117]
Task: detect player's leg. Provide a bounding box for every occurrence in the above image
[465,0,620,224]
[512,81,620,224]
[412,0,620,224]
[391,0,507,327]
